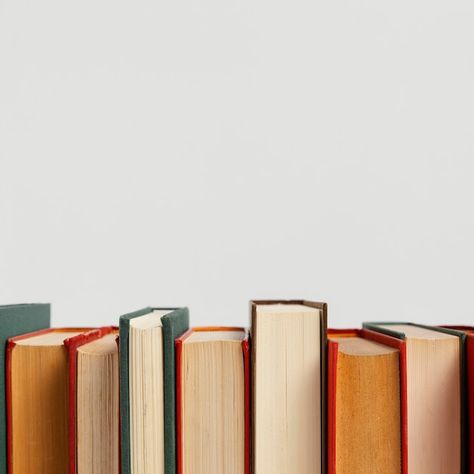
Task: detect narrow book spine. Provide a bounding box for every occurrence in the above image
[175,330,191,474]
[242,338,250,474]
[6,340,15,474]
[327,339,339,474]
[467,335,474,474]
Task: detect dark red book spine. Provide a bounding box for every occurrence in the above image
[327,339,338,474]
[466,334,474,474]
[175,329,189,474]
[242,337,250,474]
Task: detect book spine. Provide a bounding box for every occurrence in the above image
[242,338,250,474]
[327,340,339,474]
[6,340,15,474]
[467,335,474,474]
[175,332,189,474]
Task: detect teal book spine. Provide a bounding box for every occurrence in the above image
[0,303,51,474]
[161,309,189,474]
[119,307,189,474]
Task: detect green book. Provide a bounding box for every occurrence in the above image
[119,307,189,474]
[0,303,50,473]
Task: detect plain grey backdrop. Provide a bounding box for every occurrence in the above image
[1,0,473,328]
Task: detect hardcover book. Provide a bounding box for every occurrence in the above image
[363,322,464,474]
[0,304,50,474]
[251,300,327,474]
[175,327,250,474]
[66,326,118,474]
[119,307,189,474]
[327,329,402,474]
[6,327,96,474]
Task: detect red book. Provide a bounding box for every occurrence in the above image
[65,326,117,474]
[176,327,250,474]
[327,328,407,474]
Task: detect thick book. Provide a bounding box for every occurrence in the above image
[327,329,402,474]
[119,307,189,474]
[66,326,118,474]
[0,303,50,473]
[6,327,95,474]
[363,322,465,474]
[251,300,327,474]
[175,327,250,474]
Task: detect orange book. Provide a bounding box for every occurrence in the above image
[327,328,404,474]
[6,327,104,474]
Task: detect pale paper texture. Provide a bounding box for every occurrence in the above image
[254,304,321,474]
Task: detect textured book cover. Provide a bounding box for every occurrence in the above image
[0,303,50,473]
[175,327,250,474]
[119,307,189,474]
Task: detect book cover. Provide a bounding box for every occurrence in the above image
[175,327,250,474]
[119,307,189,474]
[327,328,405,474]
[250,299,327,474]
[6,327,93,474]
[0,303,50,473]
[65,326,117,474]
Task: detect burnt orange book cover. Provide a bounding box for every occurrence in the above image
[327,328,407,474]
[6,327,97,474]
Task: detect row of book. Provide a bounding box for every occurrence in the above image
[0,301,471,473]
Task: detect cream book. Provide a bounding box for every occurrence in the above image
[251,300,327,474]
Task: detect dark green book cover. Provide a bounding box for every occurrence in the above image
[119,307,189,474]
[0,303,51,473]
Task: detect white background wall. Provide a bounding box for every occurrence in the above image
[1,0,473,328]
